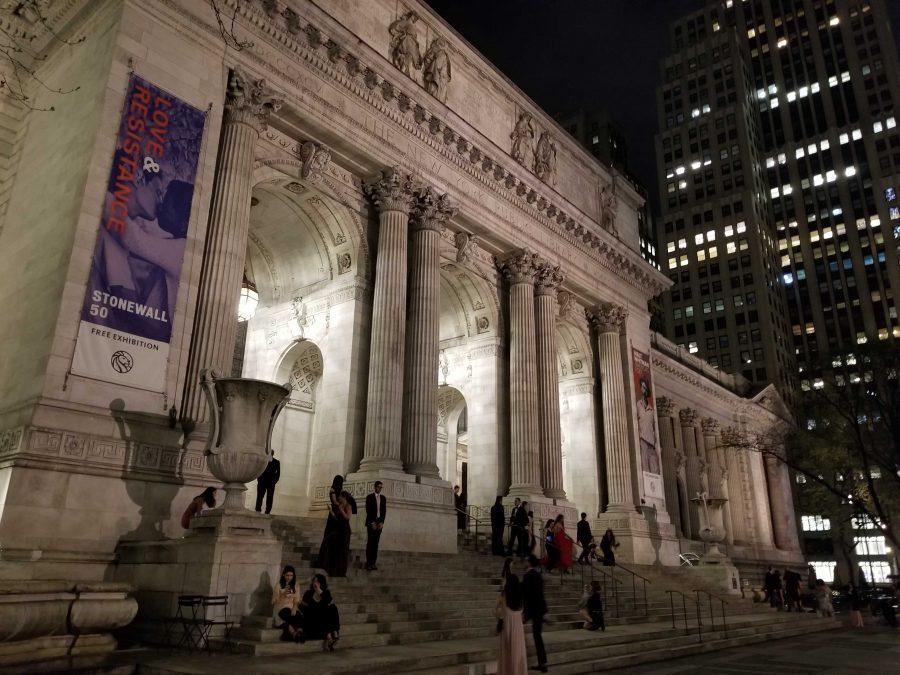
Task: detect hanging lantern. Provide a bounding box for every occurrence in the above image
[237,274,259,322]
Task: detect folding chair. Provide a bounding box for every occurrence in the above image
[166,594,204,650]
[679,552,700,567]
[198,595,234,653]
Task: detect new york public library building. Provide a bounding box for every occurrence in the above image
[0,0,804,665]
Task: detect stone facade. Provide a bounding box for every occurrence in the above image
[0,0,802,598]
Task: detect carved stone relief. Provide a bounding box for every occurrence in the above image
[600,182,619,236]
[388,10,452,103]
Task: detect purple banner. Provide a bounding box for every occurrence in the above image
[72,75,205,391]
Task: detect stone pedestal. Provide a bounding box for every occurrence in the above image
[114,509,283,634]
[593,510,680,567]
[341,472,456,554]
[687,560,742,595]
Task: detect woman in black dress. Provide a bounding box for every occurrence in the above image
[317,488,353,577]
[599,529,619,566]
[296,574,341,650]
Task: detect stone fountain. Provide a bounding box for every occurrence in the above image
[114,370,291,641]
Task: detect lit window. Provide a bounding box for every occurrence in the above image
[777,37,787,48]
[747,28,756,38]
[675,165,686,175]
[845,166,856,177]
[802,515,831,531]
[766,156,776,168]
[706,229,716,241]
[839,132,849,144]
[778,153,786,164]
[852,129,862,140]
[811,82,820,93]
[860,561,891,584]
[796,147,805,159]
[771,187,780,198]
[667,241,676,253]
[691,160,702,170]
[829,16,840,26]
[727,241,737,254]
[768,84,777,95]
[810,561,836,583]
[688,341,699,354]
[713,21,720,31]
[841,71,851,83]
[783,184,793,195]
[873,121,883,133]
[819,139,829,150]
[678,238,687,249]
[695,233,704,245]
[668,257,677,270]
[829,75,839,87]
[736,221,746,233]
[887,117,897,129]
[856,536,887,555]
[787,91,797,102]
[783,273,794,285]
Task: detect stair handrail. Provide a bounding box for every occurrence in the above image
[692,588,728,638]
[664,588,699,640]
[571,541,649,618]
[455,506,491,551]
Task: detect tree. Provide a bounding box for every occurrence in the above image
[723,342,899,556]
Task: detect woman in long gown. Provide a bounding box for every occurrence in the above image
[599,528,619,567]
[553,515,574,572]
[494,573,527,675]
[542,519,558,570]
[317,490,352,577]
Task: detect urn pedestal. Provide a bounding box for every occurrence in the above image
[114,373,291,640]
[688,493,741,595]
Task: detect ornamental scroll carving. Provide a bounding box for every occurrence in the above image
[388,10,452,103]
[297,140,331,180]
[225,69,283,132]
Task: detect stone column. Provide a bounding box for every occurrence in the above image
[500,250,542,496]
[359,167,417,474]
[722,425,748,544]
[181,71,282,423]
[403,188,456,477]
[702,418,731,544]
[534,262,566,500]
[588,302,633,511]
[679,408,702,538]
[764,450,800,550]
[656,396,682,537]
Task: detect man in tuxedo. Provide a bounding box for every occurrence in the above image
[523,555,548,673]
[576,512,593,563]
[365,480,386,571]
[506,497,522,556]
[255,450,280,514]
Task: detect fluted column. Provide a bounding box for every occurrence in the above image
[722,425,748,544]
[656,397,682,537]
[588,302,633,511]
[534,263,566,500]
[500,250,542,495]
[764,450,800,550]
[181,71,282,424]
[702,418,731,544]
[679,408,703,538]
[403,188,456,477]
[359,167,417,473]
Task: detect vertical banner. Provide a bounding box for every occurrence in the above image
[71,75,205,391]
[632,347,663,499]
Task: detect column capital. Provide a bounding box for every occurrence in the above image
[224,69,283,133]
[720,425,743,446]
[411,186,457,231]
[656,395,676,418]
[534,261,565,296]
[364,166,418,214]
[678,407,699,427]
[586,301,628,334]
[701,417,719,434]
[499,249,539,284]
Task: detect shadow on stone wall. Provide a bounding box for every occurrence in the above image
[643,504,663,566]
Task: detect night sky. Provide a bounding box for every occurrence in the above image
[425,0,900,215]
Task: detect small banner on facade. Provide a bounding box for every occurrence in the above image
[632,347,664,500]
[71,75,205,391]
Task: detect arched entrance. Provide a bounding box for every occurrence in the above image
[234,173,368,515]
[437,385,466,490]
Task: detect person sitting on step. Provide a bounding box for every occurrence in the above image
[294,573,341,650]
[273,565,302,641]
[577,580,606,631]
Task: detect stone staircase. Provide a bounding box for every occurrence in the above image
[211,515,838,673]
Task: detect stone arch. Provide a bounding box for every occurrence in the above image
[437,385,467,487]
[439,261,500,343]
[556,319,593,381]
[274,339,324,410]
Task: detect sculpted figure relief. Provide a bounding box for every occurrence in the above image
[297,140,331,180]
[534,131,557,185]
[600,183,618,235]
[510,112,536,168]
[423,37,451,103]
[388,11,422,76]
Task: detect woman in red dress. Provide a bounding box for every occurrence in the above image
[553,514,574,571]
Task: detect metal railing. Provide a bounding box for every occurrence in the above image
[665,589,695,637]
[693,588,728,639]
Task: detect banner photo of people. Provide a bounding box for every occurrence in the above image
[71,75,205,392]
[632,347,663,500]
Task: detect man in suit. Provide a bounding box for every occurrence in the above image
[576,512,593,563]
[506,497,522,556]
[523,555,548,673]
[515,500,531,558]
[255,450,280,514]
[365,480,386,571]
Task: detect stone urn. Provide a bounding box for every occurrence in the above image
[200,369,290,511]
[691,491,728,562]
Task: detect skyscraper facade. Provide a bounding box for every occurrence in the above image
[655,0,900,401]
